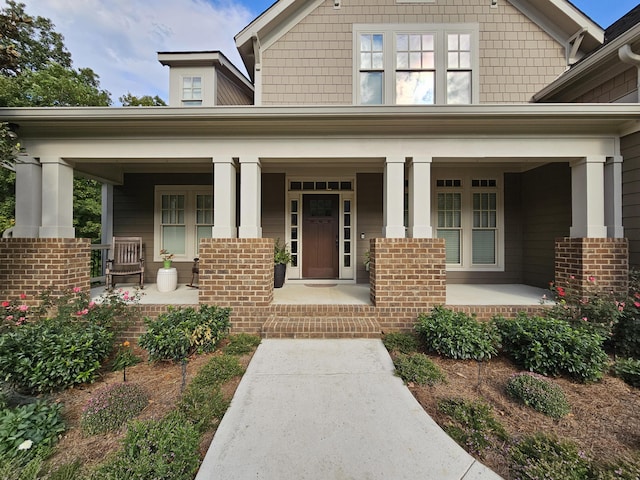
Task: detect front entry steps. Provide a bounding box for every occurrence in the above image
[263,305,380,339]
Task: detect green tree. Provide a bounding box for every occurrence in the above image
[120,92,166,106]
[0,1,112,239]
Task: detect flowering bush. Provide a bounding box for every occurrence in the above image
[393,353,446,386]
[506,372,570,418]
[81,382,148,435]
[0,287,141,394]
[0,293,31,331]
[509,434,591,480]
[547,275,624,341]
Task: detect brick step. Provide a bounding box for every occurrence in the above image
[262,316,381,339]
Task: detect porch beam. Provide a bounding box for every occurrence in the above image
[408,156,432,238]
[12,156,41,238]
[238,156,262,238]
[39,157,75,238]
[605,155,624,238]
[383,156,406,238]
[212,157,237,238]
[569,156,607,238]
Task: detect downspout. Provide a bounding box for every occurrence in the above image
[619,44,640,102]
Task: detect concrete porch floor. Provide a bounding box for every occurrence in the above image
[91,283,551,306]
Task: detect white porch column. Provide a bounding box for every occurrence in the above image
[212,157,237,238]
[570,156,607,238]
[605,155,624,238]
[238,156,262,238]
[12,156,41,237]
[408,156,432,238]
[383,156,406,238]
[101,183,114,243]
[39,157,75,238]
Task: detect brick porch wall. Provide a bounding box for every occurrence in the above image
[555,237,629,294]
[370,238,446,330]
[0,238,90,303]
[198,238,274,331]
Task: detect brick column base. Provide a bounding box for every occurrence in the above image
[555,237,628,294]
[0,238,91,303]
[370,238,446,309]
[198,238,273,308]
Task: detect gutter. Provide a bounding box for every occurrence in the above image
[619,44,640,100]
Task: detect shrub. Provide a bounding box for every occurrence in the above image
[509,434,590,480]
[506,372,570,418]
[592,457,640,480]
[91,412,200,480]
[437,397,507,457]
[393,353,445,386]
[382,332,420,354]
[139,305,230,362]
[81,382,149,435]
[614,308,640,359]
[612,358,640,388]
[223,333,261,355]
[416,306,499,361]
[494,313,608,383]
[0,400,65,463]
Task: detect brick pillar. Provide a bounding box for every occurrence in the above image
[0,238,91,303]
[370,238,446,308]
[555,237,628,294]
[198,238,274,334]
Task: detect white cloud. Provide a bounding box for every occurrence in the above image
[23,0,255,104]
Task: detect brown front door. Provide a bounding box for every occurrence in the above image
[302,194,339,278]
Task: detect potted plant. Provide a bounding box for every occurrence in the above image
[364,250,371,272]
[160,249,174,269]
[274,238,291,288]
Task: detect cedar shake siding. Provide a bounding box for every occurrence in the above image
[521,163,571,287]
[113,172,213,283]
[622,132,640,268]
[260,0,567,105]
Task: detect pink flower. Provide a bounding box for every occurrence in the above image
[18,305,28,312]
[582,317,588,322]
[123,291,130,301]
[88,301,96,308]
[77,308,89,316]
[19,293,26,300]
[588,276,595,283]
[634,301,640,308]
[16,317,25,325]
[1,301,9,308]
[570,275,575,280]
[73,287,81,293]
[6,315,13,321]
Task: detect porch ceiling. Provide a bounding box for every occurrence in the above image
[2,104,638,139]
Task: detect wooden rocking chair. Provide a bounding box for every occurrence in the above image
[105,236,145,290]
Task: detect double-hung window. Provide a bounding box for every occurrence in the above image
[154,186,213,261]
[354,24,478,105]
[434,176,502,270]
[182,76,202,106]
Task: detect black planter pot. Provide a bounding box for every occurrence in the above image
[274,263,287,288]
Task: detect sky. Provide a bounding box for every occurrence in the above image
[15,0,640,105]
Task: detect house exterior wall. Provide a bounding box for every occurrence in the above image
[216,70,253,105]
[356,173,383,283]
[113,172,212,283]
[260,0,567,105]
[622,132,640,268]
[521,163,572,287]
[261,173,286,241]
[573,67,638,103]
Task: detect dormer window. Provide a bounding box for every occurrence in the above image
[182,76,202,106]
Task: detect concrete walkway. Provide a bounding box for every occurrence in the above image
[196,339,502,480]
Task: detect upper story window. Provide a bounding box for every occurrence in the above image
[182,76,202,106]
[354,24,478,105]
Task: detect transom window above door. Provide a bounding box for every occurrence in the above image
[354,24,478,105]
